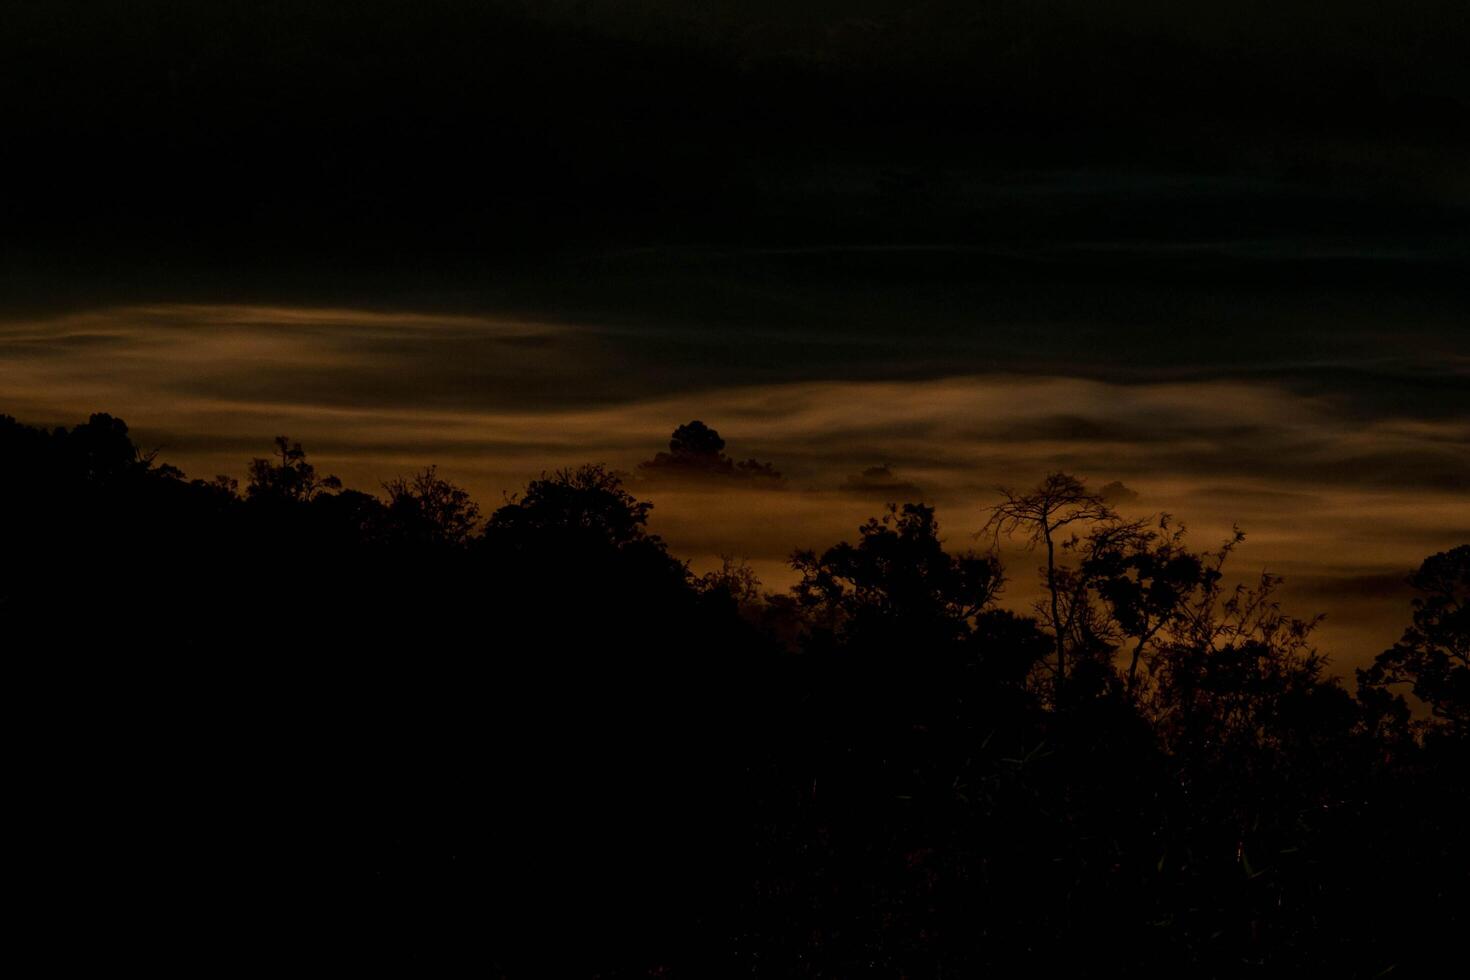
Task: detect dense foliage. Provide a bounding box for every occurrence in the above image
[4,413,1465,976]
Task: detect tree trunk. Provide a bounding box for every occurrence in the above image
[1046,525,1063,705]
[1127,639,1144,691]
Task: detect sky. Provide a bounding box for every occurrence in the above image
[3,255,1464,670]
[2,2,1466,672]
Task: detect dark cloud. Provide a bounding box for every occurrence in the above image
[1098,481,1139,505]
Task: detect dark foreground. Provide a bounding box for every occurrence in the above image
[6,412,1466,977]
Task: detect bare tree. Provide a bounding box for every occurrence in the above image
[980,473,1116,701]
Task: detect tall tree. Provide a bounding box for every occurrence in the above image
[980,473,1115,702]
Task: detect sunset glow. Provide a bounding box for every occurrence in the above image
[4,301,1462,670]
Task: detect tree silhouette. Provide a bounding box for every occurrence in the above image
[487,463,653,549]
[1078,516,1222,694]
[62,412,153,484]
[383,466,480,547]
[246,436,341,502]
[480,462,691,597]
[794,502,1003,648]
[697,555,764,611]
[639,420,782,482]
[1129,550,1342,765]
[2,409,1468,977]
[1359,545,1470,740]
[669,419,725,458]
[980,473,1116,701]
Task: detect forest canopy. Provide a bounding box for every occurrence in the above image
[4,410,1466,976]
